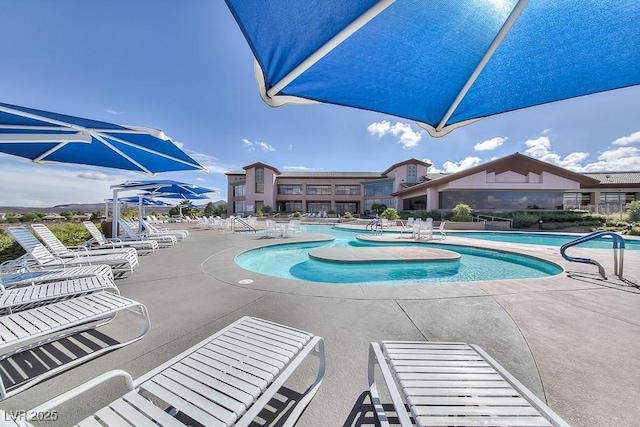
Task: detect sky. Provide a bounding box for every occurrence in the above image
[1,1,639,208]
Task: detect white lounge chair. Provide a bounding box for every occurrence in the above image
[83,221,159,255]
[141,219,188,240]
[368,341,569,427]
[0,292,150,400]
[7,227,137,279]
[264,219,284,237]
[0,264,113,288]
[434,221,447,240]
[15,316,324,426]
[31,223,139,260]
[119,220,177,248]
[0,274,118,314]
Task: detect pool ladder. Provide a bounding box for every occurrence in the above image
[560,230,625,280]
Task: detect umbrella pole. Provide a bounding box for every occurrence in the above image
[139,195,144,233]
[112,189,119,240]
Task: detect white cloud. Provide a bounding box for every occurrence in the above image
[441,156,482,173]
[612,130,640,146]
[106,109,125,115]
[283,165,318,171]
[76,172,114,181]
[173,140,185,149]
[474,136,506,151]
[582,147,640,171]
[240,138,276,152]
[367,120,423,149]
[524,136,588,171]
[423,158,441,173]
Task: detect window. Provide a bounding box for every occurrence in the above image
[335,185,361,195]
[278,201,302,212]
[364,181,393,196]
[306,185,332,195]
[363,198,394,212]
[307,202,331,212]
[600,192,636,205]
[335,202,357,214]
[440,190,563,210]
[406,164,417,184]
[233,184,245,197]
[233,200,245,214]
[278,185,303,195]
[255,168,264,193]
[255,201,264,212]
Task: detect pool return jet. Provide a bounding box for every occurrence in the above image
[560,230,625,280]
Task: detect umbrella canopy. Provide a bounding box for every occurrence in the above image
[225,0,640,136]
[0,102,208,173]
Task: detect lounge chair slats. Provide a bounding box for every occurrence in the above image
[369,341,570,427]
[0,293,150,399]
[82,221,159,255]
[26,317,324,427]
[0,275,117,314]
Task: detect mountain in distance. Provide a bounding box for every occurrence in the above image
[0,199,227,214]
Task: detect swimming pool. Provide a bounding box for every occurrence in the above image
[450,231,640,250]
[235,225,563,285]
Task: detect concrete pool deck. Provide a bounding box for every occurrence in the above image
[2,222,639,426]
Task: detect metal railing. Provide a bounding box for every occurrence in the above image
[560,230,625,280]
[473,214,512,229]
[231,217,257,233]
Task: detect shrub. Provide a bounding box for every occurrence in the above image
[380,208,399,220]
[450,204,472,222]
[628,201,640,222]
[48,223,91,246]
[0,230,24,264]
[292,211,302,217]
[628,225,640,236]
[343,212,354,219]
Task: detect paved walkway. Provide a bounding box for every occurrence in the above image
[3,223,640,426]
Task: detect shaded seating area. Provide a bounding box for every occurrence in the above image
[368,341,569,427]
[12,316,324,426]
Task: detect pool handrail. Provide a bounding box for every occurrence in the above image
[560,230,625,280]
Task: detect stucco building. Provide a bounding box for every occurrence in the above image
[225,153,640,216]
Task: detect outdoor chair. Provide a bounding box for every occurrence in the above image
[0,291,150,400]
[264,219,285,237]
[119,220,177,248]
[434,221,447,240]
[0,274,118,314]
[7,227,138,279]
[368,341,570,427]
[13,316,324,426]
[31,223,139,260]
[83,221,159,255]
[0,264,113,288]
[141,219,188,240]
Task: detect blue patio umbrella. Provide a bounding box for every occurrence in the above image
[110,180,216,235]
[0,102,208,173]
[225,0,640,136]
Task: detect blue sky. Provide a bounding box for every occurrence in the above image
[1,1,639,207]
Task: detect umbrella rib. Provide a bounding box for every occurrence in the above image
[32,141,72,163]
[436,0,529,132]
[93,134,155,176]
[94,131,207,171]
[266,0,395,98]
[0,132,92,144]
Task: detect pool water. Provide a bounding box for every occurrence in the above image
[451,231,640,250]
[235,225,563,285]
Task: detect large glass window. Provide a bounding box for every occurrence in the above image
[278,201,303,212]
[406,164,417,184]
[255,168,264,193]
[233,184,245,197]
[306,185,332,195]
[307,202,331,212]
[335,185,361,195]
[278,185,303,195]
[600,192,637,205]
[363,198,394,212]
[564,192,590,207]
[364,181,393,196]
[440,191,564,210]
[335,202,358,215]
[234,200,245,214]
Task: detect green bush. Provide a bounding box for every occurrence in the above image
[628,225,640,236]
[0,230,24,264]
[450,204,472,222]
[628,201,640,222]
[48,223,91,246]
[380,208,400,220]
[292,211,302,218]
[343,212,354,219]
